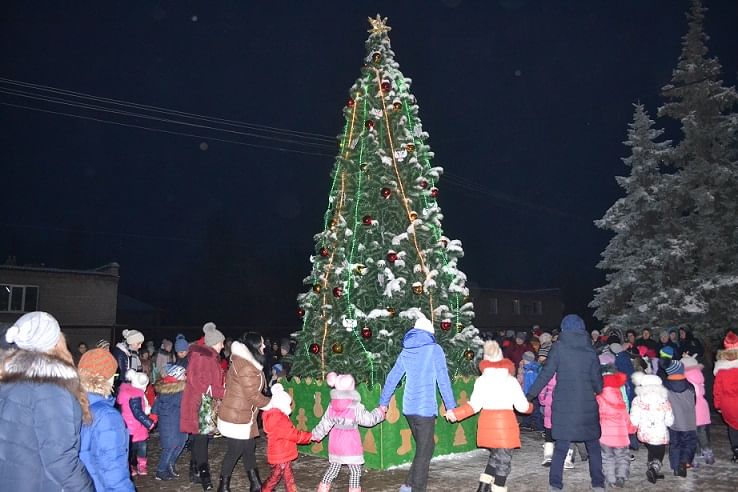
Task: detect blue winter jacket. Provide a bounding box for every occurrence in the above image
[522,361,541,394]
[0,349,94,492]
[379,329,457,416]
[526,316,603,441]
[80,393,135,492]
[152,379,186,449]
[614,351,635,408]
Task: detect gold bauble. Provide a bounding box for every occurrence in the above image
[312,284,322,293]
[393,101,402,110]
[331,342,344,354]
[409,211,418,220]
[354,263,367,275]
[412,283,424,295]
[406,143,416,153]
[371,52,382,63]
[456,322,464,333]
[463,349,475,361]
[387,307,397,317]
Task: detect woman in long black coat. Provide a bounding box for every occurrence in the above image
[526,314,605,492]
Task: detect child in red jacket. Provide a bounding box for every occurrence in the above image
[714,331,738,463]
[260,383,312,492]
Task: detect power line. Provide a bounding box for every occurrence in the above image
[0,101,335,158]
[0,76,336,142]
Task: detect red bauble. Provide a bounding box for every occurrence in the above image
[381,81,391,92]
[347,97,355,107]
[440,320,452,331]
[381,187,392,199]
[430,187,439,198]
[319,247,329,257]
[387,252,398,263]
[419,180,429,189]
[333,286,343,298]
[310,343,320,354]
[297,307,305,318]
[365,120,375,130]
[361,326,372,339]
[362,215,373,225]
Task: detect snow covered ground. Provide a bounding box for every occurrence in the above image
[136,422,736,491]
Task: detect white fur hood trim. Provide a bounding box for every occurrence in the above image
[230,341,263,372]
[714,358,738,375]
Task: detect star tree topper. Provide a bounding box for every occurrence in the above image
[368,14,391,35]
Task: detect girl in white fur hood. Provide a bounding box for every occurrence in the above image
[630,372,674,483]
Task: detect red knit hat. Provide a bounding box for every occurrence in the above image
[724,331,738,350]
[78,348,118,379]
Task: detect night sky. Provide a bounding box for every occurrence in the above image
[1,1,737,330]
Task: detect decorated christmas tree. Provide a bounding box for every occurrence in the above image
[291,15,480,386]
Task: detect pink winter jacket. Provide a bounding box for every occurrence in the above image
[538,373,556,429]
[684,365,711,427]
[116,383,151,442]
[310,389,384,465]
[596,373,636,448]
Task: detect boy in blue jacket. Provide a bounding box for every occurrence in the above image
[78,348,136,492]
[152,364,188,481]
[379,316,457,492]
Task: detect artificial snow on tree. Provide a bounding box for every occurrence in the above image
[291,15,480,385]
[590,104,671,331]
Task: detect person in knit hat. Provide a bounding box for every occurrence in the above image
[117,369,157,476]
[596,368,635,489]
[111,328,145,387]
[713,330,738,462]
[504,331,533,370]
[154,339,175,382]
[180,322,225,489]
[681,355,714,465]
[260,384,312,492]
[517,350,542,432]
[630,373,673,483]
[663,360,697,477]
[447,341,532,492]
[311,371,385,492]
[152,364,188,481]
[379,315,457,492]
[79,349,135,492]
[174,334,190,367]
[525,314,605,492]
[0,312,94,491]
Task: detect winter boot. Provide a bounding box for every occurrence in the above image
[137,457,148,476]
[702,448,715,465]
[564,448,575,469]
[491,485,507,492]
[476,473,493,492]
[155,469,174,481]
[646,460,662,483]
[199,463,214,491]
[246,468,263,492]
[316,483,331,492]
[168,462,180,477]
[190,460,200,483]
[542,442,554,467]
[675,463,687,477]
[216,476,231,492]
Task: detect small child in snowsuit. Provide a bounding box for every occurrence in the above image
[152,364,187,481]
[538,373,556,466]
[517,351,542,431]
[260,383,312,492]
[117,369,157,476]
[713,331,738,462]
[596,370,636,488]
[447,341,532,492]
[311,372,385,492]
[630,373,674,483]
[663,360,697,477]
[682,354,714,465]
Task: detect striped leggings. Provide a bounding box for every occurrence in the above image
[321,462,362,488]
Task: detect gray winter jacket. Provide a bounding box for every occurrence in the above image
[664,378,696,432]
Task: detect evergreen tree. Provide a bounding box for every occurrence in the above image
[591,104,671,331]
[654,0,738,339]
[291,16,480,385]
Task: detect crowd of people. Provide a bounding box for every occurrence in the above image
[0,310,737,492]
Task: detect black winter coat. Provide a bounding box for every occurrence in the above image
[527,328,603,441]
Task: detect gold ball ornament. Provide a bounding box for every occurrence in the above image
[371,52,382,64]
[463,349,475,361]
[387,307,397,317]
[312,284,322,293]
[393,101,402,110]
[331,342,344,354]
[406,143,416,153]
[456,322,464,333]
[412,282,424,295]
[354,263,367,275]
[409,211,418,220]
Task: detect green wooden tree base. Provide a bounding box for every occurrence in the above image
[281,376,479,469]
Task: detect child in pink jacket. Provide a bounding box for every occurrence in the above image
[538,373,557,466]
[310,372,384,492]
[596,371,636,488]
[117,369,157,475]
[682,355,713,464]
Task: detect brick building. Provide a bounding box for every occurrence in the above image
[470,287,564,337]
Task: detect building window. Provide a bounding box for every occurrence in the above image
[0,285,39,313]
[512,299,520,315]
[534,300,543,315]
[490,298,498,315]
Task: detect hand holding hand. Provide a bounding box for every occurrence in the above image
[445,410,457,423]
